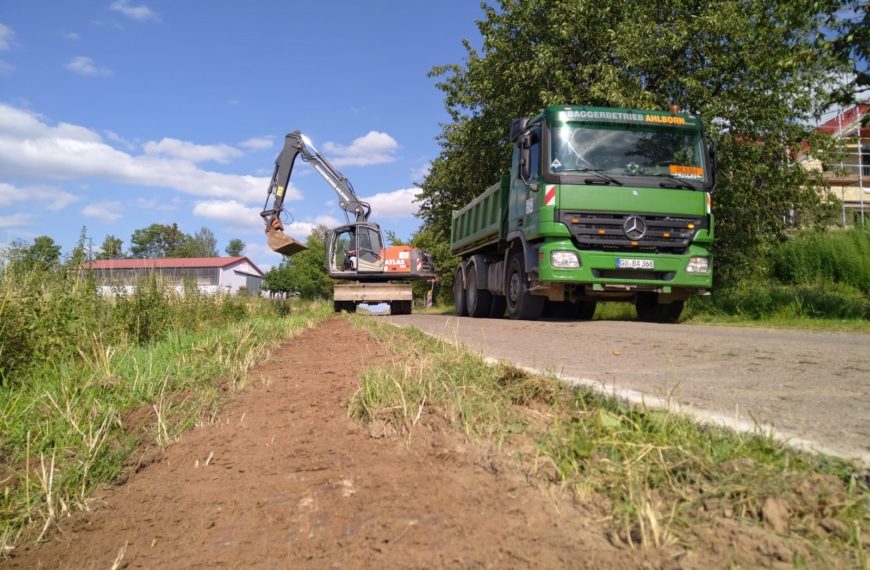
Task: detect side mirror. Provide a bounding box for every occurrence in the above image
[509,117,529,143]
[707,138,717,192]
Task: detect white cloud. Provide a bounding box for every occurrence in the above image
[192,199,317,234]
[134,196,179,211]
[0,213,32,229]
[144,137,243,164]
[0,103,277,204]
[322,131,399,167]
[360,187,422,218]
[64,31,81,40]
[0,60,13,76]
[410,162,431,183]
[82,201,122,223]
[239,136,274,150]
[109,0,159,22]
[0,23,14,51]
[193,199,262,226]
[66,56,111,76]
[283,215,342,240]
[0,182,78,211]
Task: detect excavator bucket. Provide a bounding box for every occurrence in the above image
[267,226,307,256]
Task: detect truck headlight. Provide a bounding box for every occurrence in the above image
[551,251,580,268]
[686,256,710,273]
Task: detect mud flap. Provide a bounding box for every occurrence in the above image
[267,227,307,256]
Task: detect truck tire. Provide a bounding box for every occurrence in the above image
[577,300,597,320]
[334,301,356,313]
[635,294,683,323]
[489,295,507,318]
[392,300,412,315]
[454,265,468,316]
[506,252,544,320]
[466,264,492,318]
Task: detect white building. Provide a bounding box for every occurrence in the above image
[82,257,264,296]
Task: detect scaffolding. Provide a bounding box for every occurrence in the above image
[814,104,868,226]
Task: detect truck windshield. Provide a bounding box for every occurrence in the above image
[550,123,706,185]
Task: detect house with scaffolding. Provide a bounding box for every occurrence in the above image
[802,104,869,226]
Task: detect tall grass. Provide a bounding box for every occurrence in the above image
[772,228,870,293]
[0,265,331,551]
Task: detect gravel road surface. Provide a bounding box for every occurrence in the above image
[387,315,870,464]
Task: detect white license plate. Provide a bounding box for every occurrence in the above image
[616,258,654,270]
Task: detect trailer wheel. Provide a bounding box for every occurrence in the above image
[392,300,412,315]
[454,265,468,316]
[334,301,356,313]
[466,264,492,318]
[506,252,544,320]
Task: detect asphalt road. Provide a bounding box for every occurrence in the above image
[385,314,870,464]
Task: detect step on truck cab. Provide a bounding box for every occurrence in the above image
[451,105,716,322]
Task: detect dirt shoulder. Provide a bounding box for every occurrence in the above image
[3,319,640,569]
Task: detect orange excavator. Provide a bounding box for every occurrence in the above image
[260,131,435,313]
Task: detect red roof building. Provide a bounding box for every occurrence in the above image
[82,256,264,294]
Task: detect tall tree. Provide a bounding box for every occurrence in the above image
[262,226,333,298]
[129,223,190,258]
[96,235,125,259]
[178,226,218,257]
[420,0,851,286]
[225,238,246,257]
[29,236,62,269]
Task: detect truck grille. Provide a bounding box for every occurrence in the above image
[557,211,706,254]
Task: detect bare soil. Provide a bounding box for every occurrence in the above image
[2,319,847,569]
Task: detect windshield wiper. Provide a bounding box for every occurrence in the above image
[654,174,702,190]
[563,168,624,186]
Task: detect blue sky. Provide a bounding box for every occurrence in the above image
[0,1,482,270]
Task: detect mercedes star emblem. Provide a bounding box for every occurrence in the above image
[623,216,646,240]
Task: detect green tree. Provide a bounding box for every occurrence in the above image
[129,223,190,258]
[225,238,246,257]
[825,0,868,105]
[284,225,334,299]
[96,235,125,259]
[174,226,218,257]
[420,0,851,286]
[28,236,62,269]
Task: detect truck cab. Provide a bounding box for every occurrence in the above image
[451,105,716,322]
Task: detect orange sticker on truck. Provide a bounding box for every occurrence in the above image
[669,165,704,179]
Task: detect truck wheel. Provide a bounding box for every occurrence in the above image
[577,300,597,320]
[466,265,492,318]
[334,301,356,313]
[454,265,468,316]
[506,253,544,320]
[489,295,507,318]
[635,294,682,323]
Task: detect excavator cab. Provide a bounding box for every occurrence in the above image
[327,223,386,279]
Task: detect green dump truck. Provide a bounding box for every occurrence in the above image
[451,105,716,322]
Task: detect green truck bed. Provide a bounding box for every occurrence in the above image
[450,176,509,256]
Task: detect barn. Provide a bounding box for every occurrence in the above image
[82,257,264,296]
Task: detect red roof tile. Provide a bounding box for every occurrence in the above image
[81,256,263,276]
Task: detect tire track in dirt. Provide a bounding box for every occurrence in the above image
[4,318,639,569]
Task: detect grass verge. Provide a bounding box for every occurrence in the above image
[0,299,331,553]
[347,316,869,566]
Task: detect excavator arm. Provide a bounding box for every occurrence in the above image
[261,131,372,255]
